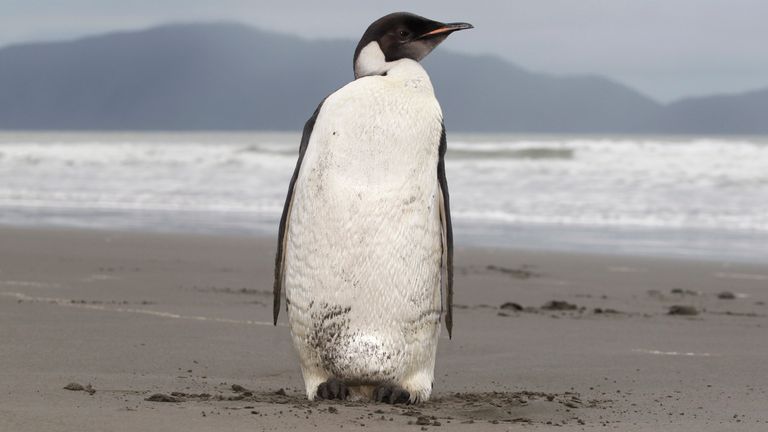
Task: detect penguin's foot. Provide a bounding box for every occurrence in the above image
[372,384,411,404]
[315,378,349,400]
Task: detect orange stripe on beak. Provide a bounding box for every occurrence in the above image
[419,22,474,39]
[422,27,456,37]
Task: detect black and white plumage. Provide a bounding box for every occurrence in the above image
[273,12,471,403]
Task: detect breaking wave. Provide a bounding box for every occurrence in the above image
[1,133,767,236]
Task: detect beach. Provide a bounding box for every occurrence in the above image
[2,226,767,431]
[2,1,767,429]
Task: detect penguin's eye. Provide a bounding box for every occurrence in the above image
[398,30,410,40]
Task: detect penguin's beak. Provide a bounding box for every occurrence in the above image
[418,22,474,39]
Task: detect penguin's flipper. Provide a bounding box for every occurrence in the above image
[437,123,454,338]
[273,101,325,325]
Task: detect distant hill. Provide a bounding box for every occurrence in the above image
[0,22,765,134]
[656,88,768,134]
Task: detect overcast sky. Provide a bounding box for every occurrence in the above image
[1,0,766,102]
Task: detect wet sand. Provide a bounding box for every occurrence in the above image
[1,226,767,431]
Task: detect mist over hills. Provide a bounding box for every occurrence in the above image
[0,22,765,134]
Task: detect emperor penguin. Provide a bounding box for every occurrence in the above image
[273,12,473,404]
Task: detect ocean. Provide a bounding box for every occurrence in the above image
[1,132,767,262]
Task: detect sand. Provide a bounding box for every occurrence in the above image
[1,226,767,431]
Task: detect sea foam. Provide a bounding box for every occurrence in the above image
[1,132,767,260]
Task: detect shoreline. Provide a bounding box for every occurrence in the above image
[3,131,768,268]
[2,214,768,266]
[2,226,767,431]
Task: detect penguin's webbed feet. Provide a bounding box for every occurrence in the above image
[315,377,349,400]
[372,384,411,404]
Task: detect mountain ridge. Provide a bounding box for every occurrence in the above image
[0,22,765,134]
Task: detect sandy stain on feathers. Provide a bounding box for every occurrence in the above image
[306,302,399,384]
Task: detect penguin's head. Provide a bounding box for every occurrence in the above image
[353,12,473,79]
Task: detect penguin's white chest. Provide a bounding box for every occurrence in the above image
[284,64,444,390]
